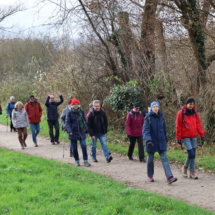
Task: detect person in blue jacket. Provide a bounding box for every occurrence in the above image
[66,98,91,167]
[143,101,177,184]
[6,96,17,132]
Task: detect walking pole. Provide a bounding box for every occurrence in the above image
[63,129,66,158]
[6,116,8,132]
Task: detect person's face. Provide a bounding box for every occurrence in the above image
[73,103,79,110]
[152,105,159,114]
[17,104,22,109]
[11,98,15,103]
[94,103,100,111]
[187,102,195,110]
[30,97,35,102]
[50,95,55,102]
[134,107,140,112]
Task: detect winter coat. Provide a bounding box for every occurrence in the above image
[66,108,87,140]
[143,110,168,153]
[0,104,2,114]
[45,95,64,121]
[87,108,108,137]
[12,108,29,128]
[25,100,42,124]
[176,105,204,140]
[60,105,71,126]
[6,101,17,115]
[126,109,144,137]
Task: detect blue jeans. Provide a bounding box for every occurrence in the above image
[182,138,197,171]
[71,138,88,162]
[30,123,40,143]
[147,151,173,179]
[91,133,109,159]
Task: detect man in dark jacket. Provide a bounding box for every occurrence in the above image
[45,91,64,145]
[87,100,113,163]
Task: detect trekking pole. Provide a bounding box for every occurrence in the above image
[63,130,66,158]
[6,116,8,132]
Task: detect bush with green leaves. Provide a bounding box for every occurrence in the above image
[104,81,146,113]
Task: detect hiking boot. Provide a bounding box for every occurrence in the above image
[167,177,177,184]
[106,156,113,163]
[92,158,98,162]
[24,142,27,147]
[128,156,133,160]
[190,170,198,179]
[76,162,80,167]
[34,142,38,147]
[70,151,73,157]
[51,142,55,145]
[140,158,146,163]
[148,177,154,182]
[20,143,24,150]
[14,129,17,132]
[84,161,91,167]
[56,141,60,144]
[182,166,188,177]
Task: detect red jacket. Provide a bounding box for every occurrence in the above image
[126,109,144,137]
[176,105,204,140]
[25,100,42,124]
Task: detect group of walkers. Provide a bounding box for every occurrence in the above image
[1,94,205,184]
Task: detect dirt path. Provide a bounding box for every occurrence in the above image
[0,124,215,212]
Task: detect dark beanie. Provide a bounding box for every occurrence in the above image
[186,98,195,105]
[29,94,34,99]
[134,102,140,108]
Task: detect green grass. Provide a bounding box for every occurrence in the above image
[1,105,215,173]
[0,148,214,215]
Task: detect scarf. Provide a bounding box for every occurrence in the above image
[72,107,87,133]
[18,108,23,113]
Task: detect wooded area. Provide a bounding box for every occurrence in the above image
[0,0,215,141]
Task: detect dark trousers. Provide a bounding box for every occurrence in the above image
[47,120,59,142]
[9,115,15,131]
[17,127,28,145]
[128,136,144,160]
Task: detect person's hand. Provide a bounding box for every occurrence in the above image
[48,92,51,97]
[92,136,95,140]
[14,126,16,128]
[201,137,205,146]
[69,133,73,135]
[57,91,61,96]
[7,114,9,117]
[147,141,153,146]
[177,140,182,146]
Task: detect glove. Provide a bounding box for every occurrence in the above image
[201,137,205,146]
[177,140,182,146]
[147,141,153,146]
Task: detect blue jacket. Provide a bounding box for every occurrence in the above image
[45,95,64,121]
[6,101,17,115]
[143,110,168,153]
[66,109,87,140]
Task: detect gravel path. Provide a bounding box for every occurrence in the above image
[0,123,215,212]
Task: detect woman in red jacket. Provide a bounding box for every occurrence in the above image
[126,102,145,162]
[176,98,205,179]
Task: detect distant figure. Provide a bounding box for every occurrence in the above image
[6,96,17,132]
[12,101,29,149]
[176,98,205,180]
[66,98,91,167]
[45,91,64,145]
[126,102,145,162]
[60,98,73,157]
[143,101,177,184]
[87,100,113,163]
[25,95,42,147]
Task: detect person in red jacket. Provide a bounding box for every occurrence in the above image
[25,95,42,147]
[126,102,145,162]
[176,98,205,179]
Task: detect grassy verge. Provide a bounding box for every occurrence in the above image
[1,105,215,172]
[0,148,214,215]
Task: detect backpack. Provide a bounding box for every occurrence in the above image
[129,111,142,119]
[179,108,196,129]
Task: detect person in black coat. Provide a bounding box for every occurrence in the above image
[45,91,64,144]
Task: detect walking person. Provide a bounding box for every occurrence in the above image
[25,95,42,147]
[126,102,146,162]
[45,91,64,145]
[87,100,113,163]
[12,102,29,149]
[6,96,17,132]
[176,98,205,179]
[143,101,177,184]
[66,98,91,167]
[60,98,73,157]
